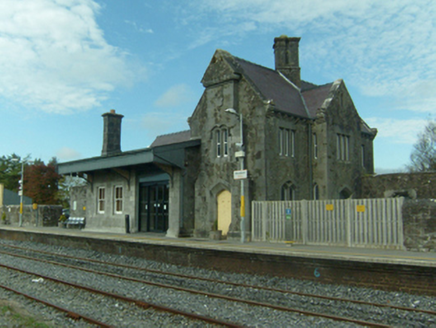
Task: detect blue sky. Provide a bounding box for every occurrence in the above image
[0,0,435,173]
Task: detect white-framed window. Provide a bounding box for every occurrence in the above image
[336,134,350,161]
[279,128,295,157]
[216,128,229,158]
[114,186,123,214]
[97,187,105,213]
[313,133,318,159]
[281,182,296,201]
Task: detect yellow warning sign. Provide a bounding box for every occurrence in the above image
[326,204,334,211]
[356,205,365,213]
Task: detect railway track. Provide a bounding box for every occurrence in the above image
[0,242,434,327]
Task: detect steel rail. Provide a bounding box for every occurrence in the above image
[0,282,113,327]
[0,262,243,328]
[0,249,391,328]
[2,245,435,317]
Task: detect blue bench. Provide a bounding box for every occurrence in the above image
[66,217,86,229]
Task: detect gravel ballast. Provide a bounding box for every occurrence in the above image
[0,240,435,327]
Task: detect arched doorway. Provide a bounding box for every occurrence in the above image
[217,190,232,236]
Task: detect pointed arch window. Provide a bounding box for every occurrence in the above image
[313,184,319,200]
[281,181,296,201]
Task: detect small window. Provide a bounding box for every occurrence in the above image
[313,133,318,159]
[361,145,365,168]
[313,184,319,200]
[114,186,123,214]
[279,128,295,157]
[216,130,221,157]
[337,134,350,161]
[97,187,105,213]
[281,182,295,201]
[216,128,228,158]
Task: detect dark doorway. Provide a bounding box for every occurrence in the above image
[139,182,169,232]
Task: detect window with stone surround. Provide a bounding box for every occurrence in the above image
[313,184,319,200]
[114,186,123,214]
[336,133,350,161]
[215,128,228,158]
[281,181,296,200]
[313,133,318,159]
[97,187,105,213]
[279,128,295,157]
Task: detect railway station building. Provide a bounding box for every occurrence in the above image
[57,36,377,239]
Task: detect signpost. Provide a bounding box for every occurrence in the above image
[233,170,248,180]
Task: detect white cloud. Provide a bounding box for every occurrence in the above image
[124,20,154,34]
[154,84,195,108]
[365,117,427,145]
[56,147,81,160]
[0,0,138,114]
[187,0,436,114]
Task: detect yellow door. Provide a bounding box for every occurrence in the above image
[217,190,232,236]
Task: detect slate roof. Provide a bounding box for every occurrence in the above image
[150,130,192,148]
[228,57,311,119]
[301,83,333,118]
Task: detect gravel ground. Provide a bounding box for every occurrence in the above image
[0,240,435,327]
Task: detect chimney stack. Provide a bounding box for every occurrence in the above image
[101,109,124,157]
[273,36,301,88]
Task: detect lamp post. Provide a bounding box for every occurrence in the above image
[225,108,246,243]
[11,158,30,227]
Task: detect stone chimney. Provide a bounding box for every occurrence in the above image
[101,109,124,157]
[273,35,301,88]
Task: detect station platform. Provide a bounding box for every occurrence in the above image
[1,225,435,268]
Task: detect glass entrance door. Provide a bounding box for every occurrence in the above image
[139,182,169,232]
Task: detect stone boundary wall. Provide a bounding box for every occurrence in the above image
[0,205,62,227]
[403,199,436,252]
[361,171,436,199]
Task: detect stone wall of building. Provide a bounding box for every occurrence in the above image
[70,185,88,217]
[402,199,436,251]
[361,171,436,199]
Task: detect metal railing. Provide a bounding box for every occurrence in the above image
[252,198,405,249]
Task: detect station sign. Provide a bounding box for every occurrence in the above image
[233,169,248,180]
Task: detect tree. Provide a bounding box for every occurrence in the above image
[24,159,62,205]
[408,120,436,172]
[0,154,63,205]
[0,154,31,191]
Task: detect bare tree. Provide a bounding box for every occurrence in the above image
[408,120,436,172]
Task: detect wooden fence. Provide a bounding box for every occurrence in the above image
[251,198,405,249]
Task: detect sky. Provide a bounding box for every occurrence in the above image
[0,0,435,173]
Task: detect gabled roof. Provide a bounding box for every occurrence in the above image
[225,55,311,119]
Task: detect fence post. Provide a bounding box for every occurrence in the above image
[346,199,352,247]
[301,200,307,244]
[397,197,405,249]
[262,202,267,241]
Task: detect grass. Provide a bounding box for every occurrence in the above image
[0,305,53,328]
